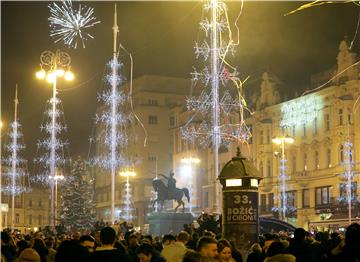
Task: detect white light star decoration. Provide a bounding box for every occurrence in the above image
[2,121,30,195]
[32,97,68,185]
[181,0,252,148]
[48,0,101,48]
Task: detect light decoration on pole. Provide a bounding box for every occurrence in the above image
[34,50,73,231]
[119,170,136,222]
[2,87,30,232]
[181,157,200,214]
[93,6,129,225]
[181,0,251,213]
[272,135,294,222]
[48,0,101,48]
[338,140,358,224]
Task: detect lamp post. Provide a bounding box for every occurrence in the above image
[53,173,64,226]
[120,170,136,222]
[181,157,200,214]
[272,135,294,221]
[36,50,74,231]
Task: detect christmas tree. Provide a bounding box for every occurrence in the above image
[60,157,95,232]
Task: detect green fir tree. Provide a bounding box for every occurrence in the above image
[60,157,95,232]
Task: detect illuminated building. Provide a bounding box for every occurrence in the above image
[173,39,360,228]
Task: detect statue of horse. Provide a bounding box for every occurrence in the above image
[152,179,190,213]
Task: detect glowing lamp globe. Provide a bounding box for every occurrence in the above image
[64,71,74,81]
[36,69,46,79]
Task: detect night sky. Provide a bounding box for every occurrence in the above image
[1,1,358,164]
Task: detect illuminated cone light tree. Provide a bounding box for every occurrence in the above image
[2,87,29,231]
[181,0,251,212]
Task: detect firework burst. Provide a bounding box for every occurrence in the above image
[48,0,101,48]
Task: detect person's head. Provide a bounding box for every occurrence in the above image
[129,233,139,247]
[170,172,174,177]
[33,238,46,250]
[55,239,88,262]
[136,243,157,262]
[100,227,117,246]
[345,222,360,246]
[250,243,262,253]
[141,235,153,245]
[45,237,55,249]
[17,248,41,262]
[266,241,285,257]
[1,231,11,244]
[162,234,176,246]
[217,239,232,262]
[294,228,307,242]
[197,236,218,258]
[79,235,95,252]
[73,232,81,241]
[177,231,189,244]
[17,240,30,254]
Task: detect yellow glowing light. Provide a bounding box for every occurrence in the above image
[226,179,242,187]
[36,69,46,79]
[272,136,294,145]
[55,69,65,77]
[46,73,55,83]
[120,171,136,177]
[181,157,200,164]
[250,179,259,187]
[0,121,3,129]
[64,71,74,81]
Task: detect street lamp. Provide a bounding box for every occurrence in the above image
[119,170,136,222]
[36,50,74,231]
[272,135,294,221]
[181,157,200,214]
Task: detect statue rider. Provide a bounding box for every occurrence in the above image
[160,171,176,199]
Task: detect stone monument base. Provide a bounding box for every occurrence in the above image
[148,212,194,236]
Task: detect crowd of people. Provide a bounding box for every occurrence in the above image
[1,221,360,262]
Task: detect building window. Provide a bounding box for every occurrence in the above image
[29,199,32,207]
[148,99,158,106]
[259,161,263,177]
[292,125,296,138]
[303,124,306,138]
[315,186,332,206]
[340,145,344,163]
[327,149,331,168]
[148,115,158,125]
[260,194,267,211]
[314,118,318,135]
[292,155,296,174]
[325,114,330,131]
[269,193,274,210]
[347,112,351,124]
[302,189,310,208]
[148,154,157,161]
[38,200,42,207]
[315,151,319,169]
[339,109,343,126]
[169,116,175,127]
[15,213,20,224]
[38,215,42,225]
[260,130,263,145]
[267,160,271,177]
[266,129,270,144]
[286,191,296,208]
[339,182,357,201]
[304,153,307,171]
[28,215,32,225]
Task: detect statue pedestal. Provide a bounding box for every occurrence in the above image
[148,212,194,236]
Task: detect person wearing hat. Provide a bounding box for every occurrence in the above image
[17,248,41,262]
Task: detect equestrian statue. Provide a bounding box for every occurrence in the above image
[152,171,190,213]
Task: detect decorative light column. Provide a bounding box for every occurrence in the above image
[272,135,294,221]
[120,170,136,222]
[36,50,74,231]
[181,157,200,214]
[53,172,64,226]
